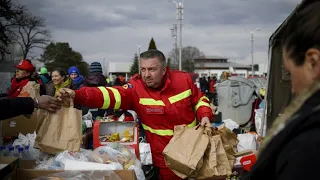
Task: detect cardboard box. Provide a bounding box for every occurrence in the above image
[17,160,137,180]
[0,157,19,180]
[2,114,37,137]
[93,121,140,158]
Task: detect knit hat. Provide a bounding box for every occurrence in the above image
[68,66,80,75]
[89,62,103,73]
[40,67,48,74]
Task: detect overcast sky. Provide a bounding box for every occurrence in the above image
[19,0,300,72]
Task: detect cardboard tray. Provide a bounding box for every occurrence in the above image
[0,157,19,180]
[17,160,137,180]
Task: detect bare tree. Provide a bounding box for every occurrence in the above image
[169,46,204,72]
[0,0,24,60]
[14,13,51,59]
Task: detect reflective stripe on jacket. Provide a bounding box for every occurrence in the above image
[74,70,214,168]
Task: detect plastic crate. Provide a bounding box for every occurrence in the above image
[93,120,140,159]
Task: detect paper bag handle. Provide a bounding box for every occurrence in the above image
[69,98,75,107]
[61,94,75,108]
[195,124,202,130]
[204,126,219,136]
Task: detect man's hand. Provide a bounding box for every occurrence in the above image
[200,117,212,127]
[55,88,75,105]
[37,95,61,112]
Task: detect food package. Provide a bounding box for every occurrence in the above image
[121,128,134,142]
[100,128,134,143]
[92,143,136,170]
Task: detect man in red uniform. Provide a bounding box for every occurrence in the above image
[57,49,214,180]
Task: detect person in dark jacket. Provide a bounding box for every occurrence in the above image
[81,62,110,149]
[68,66,84,89]
[82,62,110,118]
[83,62,107,87]
[241,1,320,180]
[113,77,123,86]
[1,95,61,120]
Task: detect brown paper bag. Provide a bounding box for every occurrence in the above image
[197,131,233,179]
[216,127,238,169]
[34,101,82,154]
[163,125,209,179]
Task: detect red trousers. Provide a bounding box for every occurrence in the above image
[159,168,183,180]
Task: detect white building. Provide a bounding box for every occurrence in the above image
[194,56,251,79]
[105,61,132,81]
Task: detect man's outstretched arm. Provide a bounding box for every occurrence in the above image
[1,96,61,120]
[71,86,134,110]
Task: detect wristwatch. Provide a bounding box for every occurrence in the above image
[33,98,39,109]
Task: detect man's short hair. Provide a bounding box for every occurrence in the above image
[140,49,166,67]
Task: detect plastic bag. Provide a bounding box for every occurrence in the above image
[222,119,239,131]
[92,143,136,170]
[35,154,61,170]
[139,137,152,165]
[52,150,89,169]
[128,159,146,180]
[79,148,93,161]
[34,162,62,170]
[32,170,121,180]
[237,133,257,152]
[254,108,264,136]
[13,132,37,148]
[82,111,93,120]
[12,132,44,160]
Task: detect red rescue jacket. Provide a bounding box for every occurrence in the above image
[74,70,214,168]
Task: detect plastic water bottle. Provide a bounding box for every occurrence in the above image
[23,145,31,160]
[6,146,14,157]
[16,147,24,158]
[14,145,21,156]
[0,146,6,156]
